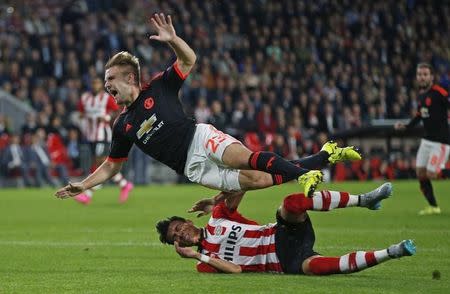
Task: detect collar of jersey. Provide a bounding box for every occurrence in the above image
[125,94,141,111]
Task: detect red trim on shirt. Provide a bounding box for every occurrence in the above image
[173,61,190,80]
[432,84,449,97]
[106,156,128,162]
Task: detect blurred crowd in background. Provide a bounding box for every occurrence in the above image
[0,0,449,187]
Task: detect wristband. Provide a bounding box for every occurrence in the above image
[199,254,210,263]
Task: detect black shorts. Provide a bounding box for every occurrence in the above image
[275,211,318,274]
[89,142,110,157]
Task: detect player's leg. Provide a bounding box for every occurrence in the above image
[111,172,134,203]
[97,142,133,203]
[222,142,322,195]
[416,139,441,215]
[191,123,320,195]
[302,240,416,275]
[237,141,362,190]
[290,141,361,170]
[224,141,361,194]
[74,142,98,205]
[73,189,93,205]
[278,183,393,222]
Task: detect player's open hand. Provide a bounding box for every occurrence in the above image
[149,13,176,42]
[174,241,197,258]
[54,182,84,199]
[188,198,214,218]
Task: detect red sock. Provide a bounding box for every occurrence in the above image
[283,191,357,214]
[308,250,390,275]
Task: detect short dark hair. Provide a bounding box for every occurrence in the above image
[417,62,434,75]
[156,216,186,245]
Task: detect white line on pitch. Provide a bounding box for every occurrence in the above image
[0,240,445,252]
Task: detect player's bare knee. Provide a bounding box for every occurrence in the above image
[301,257,315,275]
[426,171,438,179]
[222,143,252,169]
[278,206,307,223]
[239,171,271,190]
[255,173,273,188]
[416,168,427,179]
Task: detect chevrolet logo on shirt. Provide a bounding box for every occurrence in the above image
[137,114,157,139]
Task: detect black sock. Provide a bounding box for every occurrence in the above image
[419,179,437,206]
[290,151,329,170]
[248,151,309,184]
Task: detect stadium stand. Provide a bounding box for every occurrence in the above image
[0,0,448,186]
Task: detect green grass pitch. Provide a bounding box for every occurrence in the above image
[0,180,449,293]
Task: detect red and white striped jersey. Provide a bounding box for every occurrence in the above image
[78,91,119,142]
[197,202,283,273]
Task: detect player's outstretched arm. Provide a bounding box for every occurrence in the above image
[188,191,246,217]
[54,160,123,199]
[149,13,196,74]
[174,241,241,273]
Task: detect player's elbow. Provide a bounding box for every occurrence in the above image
[185,53,196,67]
[104,160,123,175]
[228,265,242,274]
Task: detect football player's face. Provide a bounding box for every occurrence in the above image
[91,78,103,94]
[416,67,433,90]
[167,220,200,247]
[104,66,134,106]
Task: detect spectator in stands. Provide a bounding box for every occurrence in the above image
[26,129,56,187]
[0,114,11,135]
[66,128,82,170]
[74,76,134,204]
[0,0,448,186]
[257,103,277,134]
[1,134,33,187]
[194,97,210,124]
[207,100,227,132]
[21,112,38,135]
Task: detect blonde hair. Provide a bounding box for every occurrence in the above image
[105,51,141,86]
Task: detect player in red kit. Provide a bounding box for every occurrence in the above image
[157,183,415,274]
[75,77,133,204]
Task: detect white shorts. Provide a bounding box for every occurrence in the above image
[184,124,242,192]
[416,138,450,173]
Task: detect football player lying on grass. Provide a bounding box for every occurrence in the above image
[156,183,415,274]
